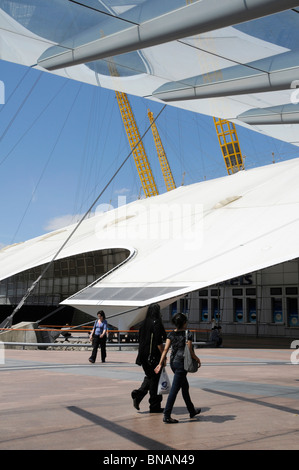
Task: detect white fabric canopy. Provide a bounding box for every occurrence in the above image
[0,1,299,146]
[1,157,299,327]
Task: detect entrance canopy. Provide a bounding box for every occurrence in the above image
[1,1,299,146]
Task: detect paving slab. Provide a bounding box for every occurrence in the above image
[0,347,298,453]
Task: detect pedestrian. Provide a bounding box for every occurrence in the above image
[60,323,72,342]
[89,310,108,363]
[209,326,223,347]
[216,326,223,347]
[155,312,201,423]
[131,303,167,413]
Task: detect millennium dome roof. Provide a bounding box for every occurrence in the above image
[1,157,299,328]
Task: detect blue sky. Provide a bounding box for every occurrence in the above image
[0,59,298,248]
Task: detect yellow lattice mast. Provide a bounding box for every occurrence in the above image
[107,60,158,198]
[115,92,159,197]
[213,117,245,175]
[147,109,176,192]
[185,1,244,175]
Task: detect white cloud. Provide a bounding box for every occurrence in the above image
[44,212,95,232]
[115,187,130,194]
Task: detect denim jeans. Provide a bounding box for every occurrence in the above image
[164,360,195,418]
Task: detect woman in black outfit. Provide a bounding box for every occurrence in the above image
[131,303,167,413]
[155,312,201,423]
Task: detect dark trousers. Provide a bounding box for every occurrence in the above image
[133,362,162,411]
[164,361,195,418]
[90,335,107,362]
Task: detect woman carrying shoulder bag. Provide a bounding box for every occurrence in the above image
[155,312,201,423]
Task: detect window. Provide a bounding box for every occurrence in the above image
[287,297,298,327]
[180,298,189,314]
[170,301,177,318]
[200,298,208,322]
[234,298,243,322]
[0,248,130,306]
[272,298,283,323]
[247,298,256,323]
[199,289,208,296]
[270,287,282,295]
[286,287,298,295]
[246,288,256,296]
[212,298,220,322]
[232,288,242,296]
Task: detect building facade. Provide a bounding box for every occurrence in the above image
[165,259,299,339]
[0,248,129,324]
[1,245,299,340]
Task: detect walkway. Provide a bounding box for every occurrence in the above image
[0,347,298,451]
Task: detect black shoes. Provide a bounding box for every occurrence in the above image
[133,398,140,410]
[163,408,201,422]
[88,358,95,363]
[163,416,179,424]
[131,391,140,410]
[150,408,164,413]
[190,408,201,418]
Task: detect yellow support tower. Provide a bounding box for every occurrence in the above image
[185,1,245,175]
[115,93,158,197]
[213,117,245,175]
[107,59,158,198]
[147,109,176,192]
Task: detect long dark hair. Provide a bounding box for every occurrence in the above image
[140,303,166,341]
[146,303,162,322]
[97,310,106,320]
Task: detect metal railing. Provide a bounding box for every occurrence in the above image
[0,341,138,350]
[0,325,211,350]
[1,340,211,350]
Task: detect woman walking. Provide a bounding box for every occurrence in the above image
[131,303,167,413]
[89,310,108,363]
[155,312,201,423]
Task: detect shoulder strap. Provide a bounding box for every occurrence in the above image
[91,320,97,334]
[149,332,153,353]
[185,329,190,343]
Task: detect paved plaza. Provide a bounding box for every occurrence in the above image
[0,346,298,451]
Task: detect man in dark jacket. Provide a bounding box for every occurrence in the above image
[131,303,166,413]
